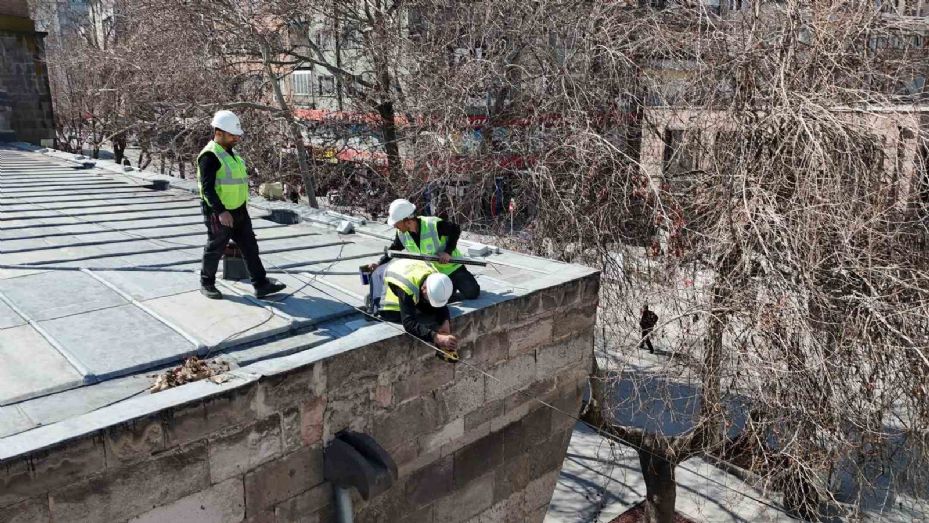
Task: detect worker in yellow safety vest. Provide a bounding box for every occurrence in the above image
[379,259,460,361]
[367,199,480,301]
[197,110,285,300]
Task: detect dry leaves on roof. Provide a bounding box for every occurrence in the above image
[150,357,231,393]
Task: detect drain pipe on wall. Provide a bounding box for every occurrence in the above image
[323,431,398,523]
[334,487,354,523]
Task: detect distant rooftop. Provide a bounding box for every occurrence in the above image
[0,145,595,452]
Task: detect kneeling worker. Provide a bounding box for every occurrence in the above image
[368,199,480,301]
[379,258,460,361]
[198,110,286,300]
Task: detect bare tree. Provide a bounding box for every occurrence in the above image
[37,1,929,521]
[404,1,929,521]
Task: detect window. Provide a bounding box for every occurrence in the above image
[917,140,929,206]
[407,8,426,39]
[713,131,738,165]
[352,72,374,93]
[860,135,886,174]
[662,129,699,175]
[342,22,363,48]
[720,0,745,10]
[452,46,485,66]
[102,15,113,39]
[315,30,334,50]
[318,75,335,96]
[292,71,313,96]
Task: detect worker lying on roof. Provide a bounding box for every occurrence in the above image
[378,259,460,362]
[366,199,480,302]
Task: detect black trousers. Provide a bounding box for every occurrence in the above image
[640,328,655,353]
[200,204,268,287]
[448,266,480,300]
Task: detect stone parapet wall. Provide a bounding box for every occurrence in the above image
[0,0,30,19]
[0,21,54,145]
[0,272,599,523]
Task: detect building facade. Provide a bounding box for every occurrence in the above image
[0,0,54,144]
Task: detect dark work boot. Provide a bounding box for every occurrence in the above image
[200,284,223,300]
[255,278,286,299]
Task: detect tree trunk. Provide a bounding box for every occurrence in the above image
[700,247,738,449]
[367,8,403,182]
[584,358,681,522]
[376,100,403,180]
[113,134,126,164]
[139,148,151,169]
[260,41,319,208]
[638,448,677,523]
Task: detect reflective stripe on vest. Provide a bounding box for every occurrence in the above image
[399,216,463,275]
[197,140,248,209]
[380,259,437,312]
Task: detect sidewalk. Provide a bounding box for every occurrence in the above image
[545,423,797,523]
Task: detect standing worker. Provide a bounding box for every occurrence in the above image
[379,258,460,361]
[639,304,658,354]
[197,110,286,300]
[367,198,480,301]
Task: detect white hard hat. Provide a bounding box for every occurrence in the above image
[387,198,416,226]
[425,273,453,308]
[211,110,244,136]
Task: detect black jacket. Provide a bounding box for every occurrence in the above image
[640,309,658,330]
[388,282,450,342]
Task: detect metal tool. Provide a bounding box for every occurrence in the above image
[385,250,488,267]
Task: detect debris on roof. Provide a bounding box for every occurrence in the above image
[149,357,230,393]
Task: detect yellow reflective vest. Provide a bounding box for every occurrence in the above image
[400,216,462,275]
[381,259,437,312]
[197,140,248,210]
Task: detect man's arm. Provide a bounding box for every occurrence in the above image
[434,301,450,327]
[198,153,226,214]
[390,283,438,342]
[436,220,461,254]
[377,232,405,266]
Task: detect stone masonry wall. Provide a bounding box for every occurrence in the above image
[0,0,30,18]
[0,273,599,523]
[0,16,55,145]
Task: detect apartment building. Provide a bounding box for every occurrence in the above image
[32,0,117,48]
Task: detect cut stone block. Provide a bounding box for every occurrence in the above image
[0,404,36,439]
[0,325,83,405]
[92,269,202,301]
[39,304,196,380]
[16,375,151,428]
[0,299,26,329]
[0,270,126,320]
[144,291,291,350]
[226,273,357,327]
[128,477,244,523]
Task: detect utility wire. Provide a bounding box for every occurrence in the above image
[0,151,796,518]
